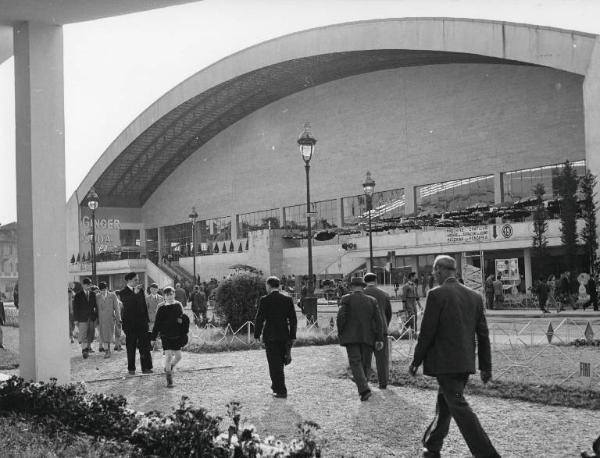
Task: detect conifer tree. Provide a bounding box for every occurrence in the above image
[557,160,579,272]
[580,170,598,273]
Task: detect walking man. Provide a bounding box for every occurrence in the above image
[409,255,499,458]
[190,284,207,326]
[337,277,384,401]
[402,272,420,332]
[254,276,297,399]
[364,272,392,389]
[174,282,188,309]
[120,272,153,375]
[72,277,97,359]
[96,282,121,358]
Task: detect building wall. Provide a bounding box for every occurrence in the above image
[142,62,585,228]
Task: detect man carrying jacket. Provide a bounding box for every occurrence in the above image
[254,276,297,399]
[409,255,499,458]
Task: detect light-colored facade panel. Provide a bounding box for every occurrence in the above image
[142,63,584,228]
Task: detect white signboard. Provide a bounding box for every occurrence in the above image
[495,258,520,281]
[446,226,489,243]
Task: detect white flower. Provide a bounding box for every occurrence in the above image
[264,435,275,445]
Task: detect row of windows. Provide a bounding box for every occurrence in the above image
[0,260,17,274]
[145,160,586,256]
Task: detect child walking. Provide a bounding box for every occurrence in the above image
[151,286,189,388]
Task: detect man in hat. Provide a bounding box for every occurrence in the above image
[120,272,153,375]
[364,272,392,389]
[190,284,207,326]
[402,272,420,333]
[409,255,499,458]
[337,276,385,401]
[72,277,97,359]
[254,276,297,399]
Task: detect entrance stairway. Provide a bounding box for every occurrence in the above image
[168,261,196,285]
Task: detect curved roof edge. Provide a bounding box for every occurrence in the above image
[74,16,599,205]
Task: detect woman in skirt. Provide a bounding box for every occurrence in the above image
[151,286,189,388]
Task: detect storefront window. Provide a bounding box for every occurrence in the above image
[343,188,405,225]
[284,199,337,231]
[503,160,586,203]
[416,175,494,215]
[145,228,159,264]
[162,222,192,259]
[239,209,280,238]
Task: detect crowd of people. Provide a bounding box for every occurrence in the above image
[68,275,191,387]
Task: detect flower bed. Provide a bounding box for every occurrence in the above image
[0,376,322,457]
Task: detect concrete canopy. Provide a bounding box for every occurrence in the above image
[76,18,598,208]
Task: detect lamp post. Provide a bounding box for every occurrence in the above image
[86,187,99,285]
[297,122,317,323]
[362,171,376,271]
[189,207,198,285]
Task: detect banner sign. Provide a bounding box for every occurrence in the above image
[495,258,519,281]
[446,226,489,244]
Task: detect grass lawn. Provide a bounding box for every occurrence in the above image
[0,413,135,457]
[386,342,600,409]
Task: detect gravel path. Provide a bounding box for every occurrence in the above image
[1,326,599,457]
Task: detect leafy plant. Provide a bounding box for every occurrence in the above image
[213,273,266,329]
[579,170,598,273]
[556,160,579,271]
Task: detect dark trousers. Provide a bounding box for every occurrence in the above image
[125,331,152,372]
[423,374,499,458]
[374,337,389,387]
[265,340,287,395]
[345,343,373,395]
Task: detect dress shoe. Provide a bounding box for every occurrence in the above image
[422,449,441,458]
[272,392,287,399]
[113,346,122,351]
[360,390,372,401]
[128,370,136,376]
[379,385,387,390]
[82,349,89,359]
[98,347,105,352]
[142,369,154,374]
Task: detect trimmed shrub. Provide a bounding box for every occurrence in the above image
[214,273,266,329]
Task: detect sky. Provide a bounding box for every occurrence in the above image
[1,0,600,225]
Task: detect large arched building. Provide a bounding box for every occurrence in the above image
[67,18,600,294]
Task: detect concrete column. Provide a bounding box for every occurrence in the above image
[523,248,532,293]
[139,225,146,257]
[14,22,69,382]
[584,36,600,266]
[404,185,416,216]
[494,172,504,205]
[337,198,344,227]
[157,226,164,262]
[231,214,238,242]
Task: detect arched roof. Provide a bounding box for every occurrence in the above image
[77,17,598,207]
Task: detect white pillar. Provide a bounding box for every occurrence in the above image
[584,37,600,266]
[405,185,416,216]
[14,22,70,382]
[523,248,532,293]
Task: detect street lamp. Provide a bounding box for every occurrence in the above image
[86,187,99,285]
[362,171,376,271]
[297,122,317,323]
[189,207,199,285]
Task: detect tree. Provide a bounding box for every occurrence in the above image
[238,242,243,253]
[531,183,549,275]
[245,238,249,250]
[557,160,579,272]
[70,254,76,264]
[579,170,598,273]
[76,253,81,263]
[222,242,227,253]
[229,241,234,252]
[214,243,219,253]
[214,273,266,329]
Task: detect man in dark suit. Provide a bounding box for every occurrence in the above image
[409,255,499,458]
[254,276,297,398]
[337,276,385,401]
[120,272,153,375]
[72,277,97,359]
[364,272,392,389]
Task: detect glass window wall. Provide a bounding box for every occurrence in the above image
[284,199,337,231]
[239,209,280,238]
[416,175,494,215]
[503,160,586,203]
[343,188,405,225]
